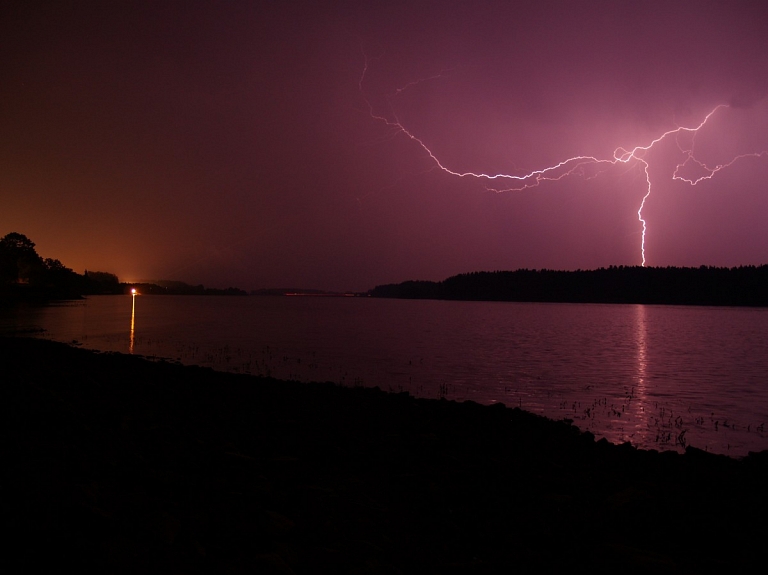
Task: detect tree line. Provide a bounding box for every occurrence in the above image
[368,265,768,307]
[0,232,247,303]
[0,232,121,302]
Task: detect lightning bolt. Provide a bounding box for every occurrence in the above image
[360,56,768,266]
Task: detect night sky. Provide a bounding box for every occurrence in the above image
[3,1,768,291]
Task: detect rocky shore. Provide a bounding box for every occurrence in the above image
[4,336,767,573]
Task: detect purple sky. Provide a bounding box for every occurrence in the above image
[2,1,768,291]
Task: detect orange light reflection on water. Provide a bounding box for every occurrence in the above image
[129,291,136,354]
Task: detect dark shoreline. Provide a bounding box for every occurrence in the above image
[5,336,768,573]
[369,265,768,307]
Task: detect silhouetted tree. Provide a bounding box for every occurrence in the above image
[84,270,122,294]
[0,232,45,286]
[43,258,85,298]
[1,232,91,300]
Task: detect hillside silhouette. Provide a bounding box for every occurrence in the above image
[369,265,768,307]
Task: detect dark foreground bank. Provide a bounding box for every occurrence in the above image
[4,337,768,573]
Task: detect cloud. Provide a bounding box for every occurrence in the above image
[729,88,768,109]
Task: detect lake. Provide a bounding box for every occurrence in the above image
[3,294,768,456]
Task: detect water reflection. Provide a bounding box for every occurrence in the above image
[129,290,136,354]
[630,304,649,441]
[0,302,45,336]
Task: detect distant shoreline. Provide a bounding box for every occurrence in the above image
[368,265,768,307]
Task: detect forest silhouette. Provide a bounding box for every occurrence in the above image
[369,265,768,307]
[0,232,245,302]
[5,230,767,306]
[0,232,121,302]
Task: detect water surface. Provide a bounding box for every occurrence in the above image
[3,295,767,456]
